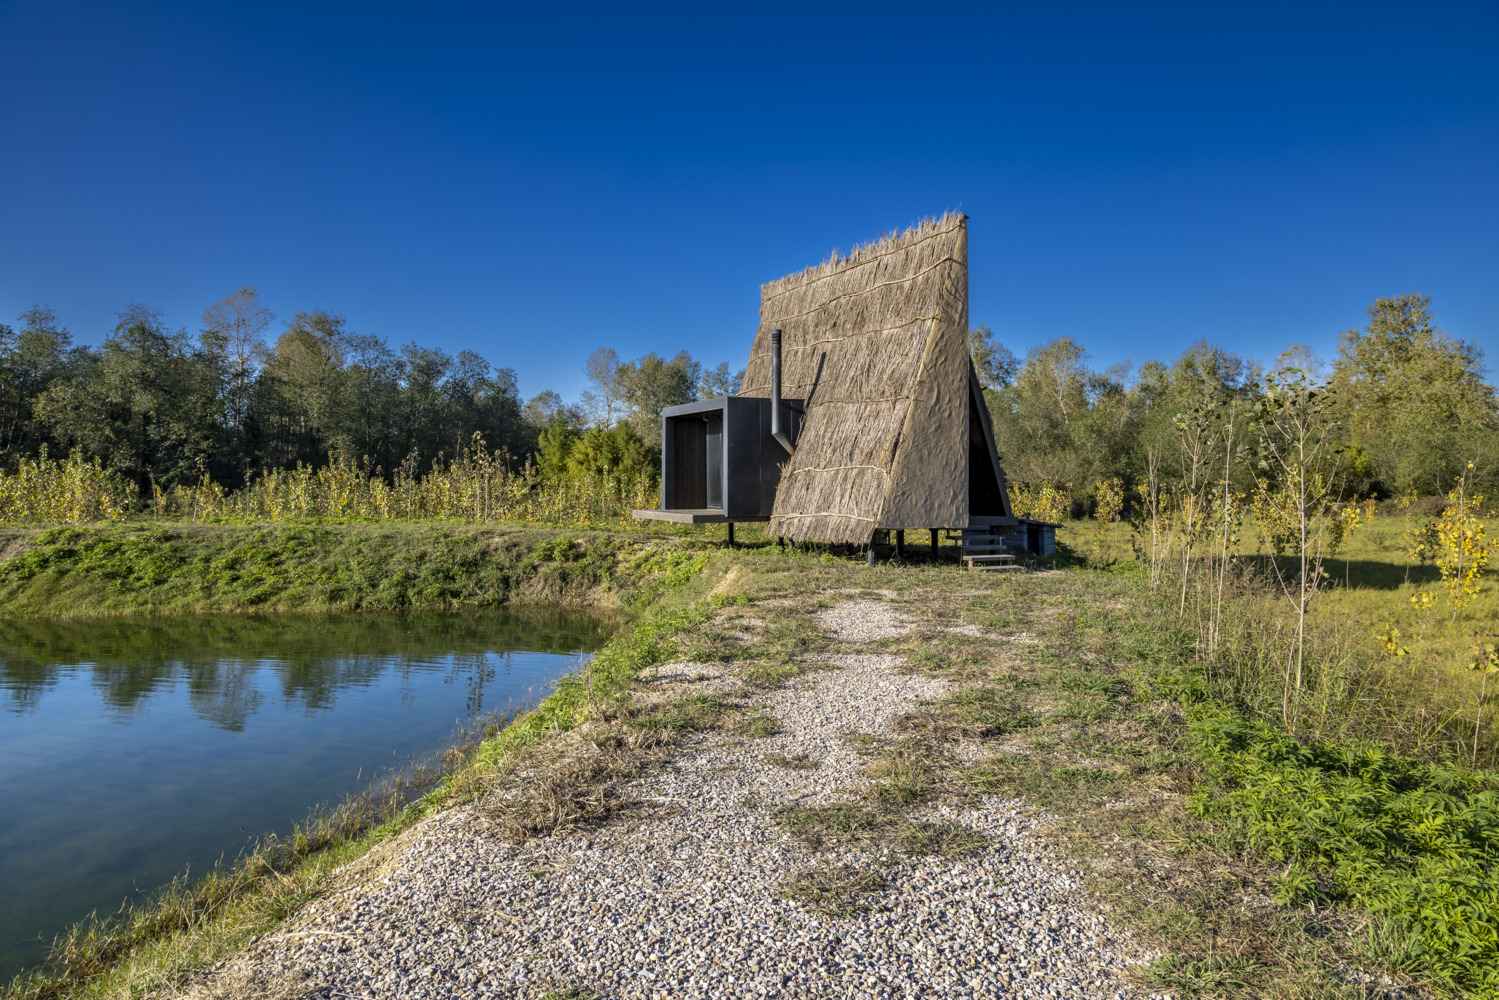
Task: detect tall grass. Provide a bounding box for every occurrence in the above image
[1113,486,1499,764]
[0,450,134,524]
[1,443,660,529]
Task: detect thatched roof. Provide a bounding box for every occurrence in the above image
[740,213,1011,543]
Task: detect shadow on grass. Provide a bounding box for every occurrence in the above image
[1238,555,1440,591]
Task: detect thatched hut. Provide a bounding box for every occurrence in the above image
[738,213,1014,544]
[634,212,1015,551]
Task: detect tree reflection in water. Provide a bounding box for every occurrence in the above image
[0,608,619,730]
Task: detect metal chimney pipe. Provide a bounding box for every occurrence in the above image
[770,328,794,455]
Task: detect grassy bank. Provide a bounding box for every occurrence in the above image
[0,521,720,617]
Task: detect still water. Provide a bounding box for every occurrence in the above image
[0,608,616,982]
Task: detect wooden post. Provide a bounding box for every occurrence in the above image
[930,528,940,560]
[867,541,877,566]
[726,522,735,547]
[895,530,905,558]
[776,535,785,550]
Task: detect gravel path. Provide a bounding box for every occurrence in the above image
[206,599,1162,999]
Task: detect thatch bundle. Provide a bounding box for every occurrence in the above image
[741,213,1005,544]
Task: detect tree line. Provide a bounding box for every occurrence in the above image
[975,293,1499,512]
[0,288,742,493]
[2,287,1492,507]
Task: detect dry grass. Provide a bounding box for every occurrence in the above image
[167,963,317,1000]
[683,604,831,690]
[861,740,947,805]
[774,803,987,860]
[481,697,727,842]
[894,822,989,858]
[776,863,886,918]
[775,804,893,851]
[746,566,1437,998]
[728,713,780,738]
[762,751,820,770]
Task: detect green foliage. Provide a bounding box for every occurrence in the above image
[536,416,580,480]
[4,301,528,493]
[1145,955,1270,996]
[565,422,656,479]
[1329,293,1499,496]
[615,350,701,445]
[34,310,223,492]
[1186,702,1499,994]
[0,439,663,530]
[968,323,1018,390]
[0,527,185,591]
[0,449,134,522]
[981,296,1495,518]
[0,307,72,462]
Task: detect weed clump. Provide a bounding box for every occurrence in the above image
[730,714,781,738]
[775,804,985,859]
[763,752,820,770]
[777,863,885,917]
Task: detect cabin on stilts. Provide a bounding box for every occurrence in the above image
[635,214,1031,569]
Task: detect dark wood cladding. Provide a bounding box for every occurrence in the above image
[659,396,802,519]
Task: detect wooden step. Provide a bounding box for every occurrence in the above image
[972,563,1025,571]
[965,554,1017,563]
[957,544,1009,553]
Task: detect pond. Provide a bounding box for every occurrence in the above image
[0,607,617,983]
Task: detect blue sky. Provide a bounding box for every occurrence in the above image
[1,1,1494,402]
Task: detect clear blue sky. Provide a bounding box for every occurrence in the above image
[1,1,1495,401]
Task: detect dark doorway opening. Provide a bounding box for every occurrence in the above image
[968,395,1007,516]
[671,418,707,509]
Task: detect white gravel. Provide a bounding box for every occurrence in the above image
[813,599,917,643]
[207,598,1163,999]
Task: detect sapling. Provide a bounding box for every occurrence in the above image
[1091,476,1123,567]
[1431,464,1496,622]
[1468,639,1499,766]
[1243,368,1342,732]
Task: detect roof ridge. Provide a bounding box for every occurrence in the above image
[760,212,966,299]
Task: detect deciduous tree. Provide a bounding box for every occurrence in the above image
[200,287,273,442]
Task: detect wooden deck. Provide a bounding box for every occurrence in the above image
[631,509,771,525]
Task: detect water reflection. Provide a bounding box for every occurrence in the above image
[0,608,617,728]
[0,606,617,983]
